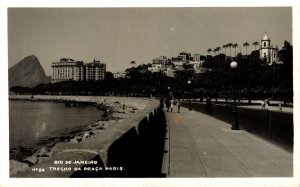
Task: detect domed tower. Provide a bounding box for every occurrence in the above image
[259,32,278,65]
[261,32,271,48]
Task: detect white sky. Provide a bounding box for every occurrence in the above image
[8,7,292,75]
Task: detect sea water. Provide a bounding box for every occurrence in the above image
[9,100,102,160]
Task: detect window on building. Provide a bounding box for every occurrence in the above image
[264,42,266,47]
[264,53,266,57]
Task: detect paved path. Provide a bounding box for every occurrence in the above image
[165,107,293,177]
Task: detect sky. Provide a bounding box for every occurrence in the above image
[8,7,292,76]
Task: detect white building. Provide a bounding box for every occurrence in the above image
[113,71,127,79]
[52,58,85,83]
[148,56,173,73]
[189,60,205,73]
[51,58,106,83]
[148,63,163,72]
[171,61,184,70]
[193,53,201,62]
[163,68,175,78]
[259,33,279,65]
[178,52,192,62]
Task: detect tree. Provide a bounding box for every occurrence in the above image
[243,42,250,55]
[227,43,233,57]
[214,47,221,55]
[10,86,32,95]
[207,48,212,55]
[252,41,259,50]
[278,41,293,103]
[213,48,217,55]
[105,71,114,80]
[222,44,228,56]
[130,60,136,67]
[232,43,238,57]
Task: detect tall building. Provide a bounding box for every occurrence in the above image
[51,58,106,83]
[259,33,279,65]
[52,58,84,83]
[85,60,106,81]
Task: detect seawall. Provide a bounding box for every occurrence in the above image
[10,95,166,177]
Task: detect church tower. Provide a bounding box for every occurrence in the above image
[259,32,278,65]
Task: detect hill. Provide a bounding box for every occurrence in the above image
[9,55,51,88]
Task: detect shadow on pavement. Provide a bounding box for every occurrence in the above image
[182,102,293,152]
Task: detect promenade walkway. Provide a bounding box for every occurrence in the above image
[164,107,293,177]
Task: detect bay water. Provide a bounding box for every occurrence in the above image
[9,100,102,161]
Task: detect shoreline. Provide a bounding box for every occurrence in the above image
[9,95,154,176]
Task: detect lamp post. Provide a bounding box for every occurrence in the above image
[152,88,156,98]
[230,61,240,130]
[187,80,192,110]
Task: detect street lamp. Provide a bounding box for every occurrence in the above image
[152,88,156,98]
[167,86,170,97]
[187,80,192,110]
[230,61,240,130]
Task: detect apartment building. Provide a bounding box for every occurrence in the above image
[85,60,106,81]
[51,58,106,83]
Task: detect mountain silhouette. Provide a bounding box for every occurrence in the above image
[9,55,51,88]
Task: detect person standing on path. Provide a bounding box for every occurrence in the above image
[170,98,174,112]
[177,99,181,113]
[166,97,171,112]
[263,99,269,110]
[160,97,164,109]
[206,97,212,114]
[279,101,283,111]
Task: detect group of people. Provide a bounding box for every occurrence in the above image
[164,97,181,113]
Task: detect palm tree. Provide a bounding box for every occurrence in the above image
[227,43,233,57]
[243,42,250,55]
[207,48,212,55]
[213,48,217,55]
[214,47,221,55]
[232,43,238,57]
[222,44,228,56]
[252,41,259,50]
[213,47,221,63]
[216,47,221,54]
[130,60,136,67]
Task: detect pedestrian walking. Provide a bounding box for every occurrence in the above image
[170,98,174,112]
[206,97,212,114]
[166,98,171,112]
[264,99,269,110]
[177,99,181,113]
[279,101,283,111]
[160,97,164,109]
